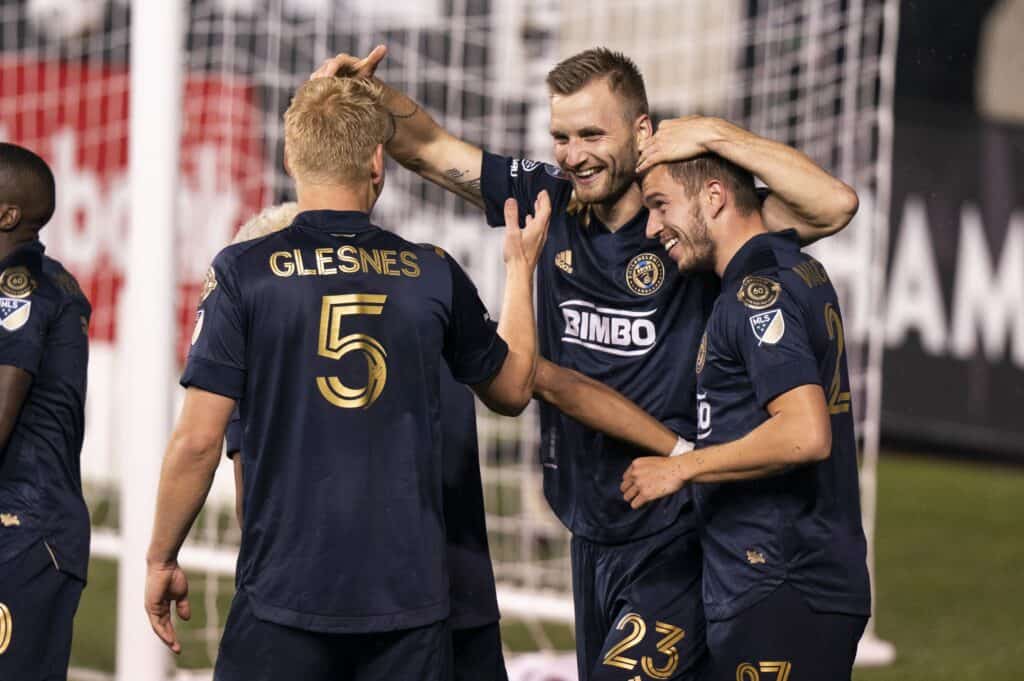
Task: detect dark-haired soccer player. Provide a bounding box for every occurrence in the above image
[313,46,858,680]
[0,142,92,679]
[622,155,870,680]
[144,76,547,681]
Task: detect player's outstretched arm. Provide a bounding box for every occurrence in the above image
[0,365,31,452]
[311,47,485,208]
[534,358,685,456]
[472,194,550,415]
[146,387,236,654]
[636,116,858,243]
[621,384,831,509]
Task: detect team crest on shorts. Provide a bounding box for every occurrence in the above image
[0,297,31,332]
[749,309,785,345]
[696,331,708,374]
[0,266,36,299]
[625,252,664,296]
[737,275,780,310]
[199,267,217,304]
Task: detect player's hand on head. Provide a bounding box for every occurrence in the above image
[620,456,688,509]
[310,44,387,80]
[636,115,719,174]
[502,191,551,270]
[144,561,191,654]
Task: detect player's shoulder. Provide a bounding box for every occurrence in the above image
[211,227,295,276]
[720,232,809,319]
[40,255,91,311]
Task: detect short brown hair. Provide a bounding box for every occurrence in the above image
[546,48,649,119]
[284,77,388,184]
[665,154,760,215]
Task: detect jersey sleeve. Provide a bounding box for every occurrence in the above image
[442,254,509,385]
[729,281,820,408]
[180,252,246,399]
[0,289,47,376]
[480,151,572,228]
[225,407,241,459]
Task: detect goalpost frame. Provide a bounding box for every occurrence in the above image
[115,1,185,679]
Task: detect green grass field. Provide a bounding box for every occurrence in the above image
[69,453,1024,679]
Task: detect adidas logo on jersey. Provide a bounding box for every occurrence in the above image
[559,299,657,357]
[555,249,573,274]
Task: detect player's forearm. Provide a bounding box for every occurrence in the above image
[702,118,858,241]
[534,359,677,456]
[146,432,222,566]
[374,79,485,207]
[685,409,829,482]
[489,264,537,414]
[689,463,792,483]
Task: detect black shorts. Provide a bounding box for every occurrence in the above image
[706,584,867,681]
[214,588,452,681]
[0,540,84,681]
[572,525,707,681]
[451,621,507,681]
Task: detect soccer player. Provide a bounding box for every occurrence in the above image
[621,155,871,679]
[220,203,693,681]
[0,143,92,679]
[144,76,547,681]
[313,46,858,680]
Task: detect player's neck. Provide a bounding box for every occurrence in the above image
[592,184,644,232]
[714,213,768,278]
[0,227,40,262]
[295,181,375,215]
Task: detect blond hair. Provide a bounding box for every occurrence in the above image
[284,77,388,184]
[546,48,649,120]
[232,202,300,244]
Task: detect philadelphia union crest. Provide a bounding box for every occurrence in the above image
[625,253,665,296]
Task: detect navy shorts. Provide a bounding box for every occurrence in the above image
[451,621,507,681]
[706,584,867,681]
[572,525,707,681]
[214,589,452,681]
[0,540,84,681]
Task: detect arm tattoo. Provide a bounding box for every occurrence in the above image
[384,103,420,146]
[443,168,482,197]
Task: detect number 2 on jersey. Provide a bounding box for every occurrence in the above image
[824,303,851,415]
[316,294,388,409]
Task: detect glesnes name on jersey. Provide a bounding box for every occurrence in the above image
[559,299,657,357]
[269,246,421,279]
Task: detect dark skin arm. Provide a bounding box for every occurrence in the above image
[0,365,32,452]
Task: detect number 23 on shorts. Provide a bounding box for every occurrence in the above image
[603,613,685,680]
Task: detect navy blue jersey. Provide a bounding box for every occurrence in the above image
[481,152,718,543]
[0,241,91,580]
[223,364,500,630]
[694,230,870,621]
[438,363,500,629]
[181,210,508,634]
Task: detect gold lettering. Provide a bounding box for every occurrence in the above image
[380,249,400,276]
[270,251,295,277]
[337,245,360,273]
[359,248,383,275]
[400,251,421,277]
[293,249,316,276]
[315,248,337,275]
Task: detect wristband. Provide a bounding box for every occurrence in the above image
[669,436,694,457]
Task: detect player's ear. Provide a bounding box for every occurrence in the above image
[0,204,21,232]
[282,145,293,178]
[370,144,385,185]
[635,113,653,146]
[705,179,726,220]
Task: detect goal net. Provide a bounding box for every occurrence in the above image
[0,0,898,678]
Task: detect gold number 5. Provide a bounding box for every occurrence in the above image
[316,294,388,409]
